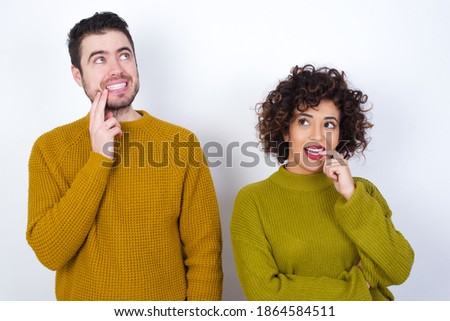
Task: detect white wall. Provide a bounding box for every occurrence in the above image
[1,0,449,300]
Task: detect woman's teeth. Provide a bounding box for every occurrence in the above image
[305,147,324,154]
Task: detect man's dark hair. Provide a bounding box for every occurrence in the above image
[67,12,135,73]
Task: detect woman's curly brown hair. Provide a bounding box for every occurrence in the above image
[256,64,373,163]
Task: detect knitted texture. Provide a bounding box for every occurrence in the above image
[27,111,223,300]
[230,166,414,300]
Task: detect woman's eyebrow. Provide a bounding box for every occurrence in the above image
[324,116,339,121]
[299,113,313,118]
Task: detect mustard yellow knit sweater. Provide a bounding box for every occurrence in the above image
[27,111,223,300]
[231,166,414,300]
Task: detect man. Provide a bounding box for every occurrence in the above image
[26,12,223,300]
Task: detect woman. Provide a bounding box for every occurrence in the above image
[230,65,414,300]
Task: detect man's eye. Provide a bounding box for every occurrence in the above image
[119,53,130,60]
[94,57,105,64]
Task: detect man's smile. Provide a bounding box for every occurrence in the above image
[106,82,127,91]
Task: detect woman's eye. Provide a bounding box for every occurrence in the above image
[324,122,336,129]
[299,118,310,126]
[94,57,105,64]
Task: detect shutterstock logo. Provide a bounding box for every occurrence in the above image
[101,132,349,169]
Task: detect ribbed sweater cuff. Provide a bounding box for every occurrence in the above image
[334,181,376,230]
[79,152,114,181]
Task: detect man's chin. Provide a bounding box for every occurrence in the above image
[106,104,129,110]
[105,88,138,111]
[105,105,132,115]
[106,98,135,111]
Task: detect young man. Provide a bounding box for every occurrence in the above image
[26,12,223,300]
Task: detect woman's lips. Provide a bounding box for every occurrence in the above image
[304,145,325,161]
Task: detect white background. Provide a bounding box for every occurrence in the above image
[1,0,449,301]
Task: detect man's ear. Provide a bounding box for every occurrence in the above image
[71,65,83,87]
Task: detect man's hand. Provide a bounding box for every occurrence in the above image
[89,89,122,159]
[319,150,355,200]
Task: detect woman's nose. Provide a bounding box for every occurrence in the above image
[309,125,324,142]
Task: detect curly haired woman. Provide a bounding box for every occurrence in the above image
[230,65,414,300]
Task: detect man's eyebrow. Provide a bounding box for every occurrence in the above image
[88,50,107,62]
[87,47,133,63]
[117,46,133,53]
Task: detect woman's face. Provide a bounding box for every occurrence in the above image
[285,100,341,175]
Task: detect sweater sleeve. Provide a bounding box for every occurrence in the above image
[230,187,372,301]
[27,142,112,271]
[178,137,223,300]
[334,179,414,289]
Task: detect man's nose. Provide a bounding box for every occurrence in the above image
[108,58,123,76]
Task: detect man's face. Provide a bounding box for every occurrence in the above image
[71,30,140,111]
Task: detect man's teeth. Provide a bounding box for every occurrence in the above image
[106,83,126,90]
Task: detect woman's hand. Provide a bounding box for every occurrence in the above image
[320,150,355,200]
[357,260,371,289]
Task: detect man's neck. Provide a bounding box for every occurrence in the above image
[107,106,142,122]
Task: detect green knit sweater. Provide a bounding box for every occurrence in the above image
[230,166,414,300]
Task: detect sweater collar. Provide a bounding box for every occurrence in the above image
[82,110,154,131]
[269,165,334,192]
[118,110,153,131]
